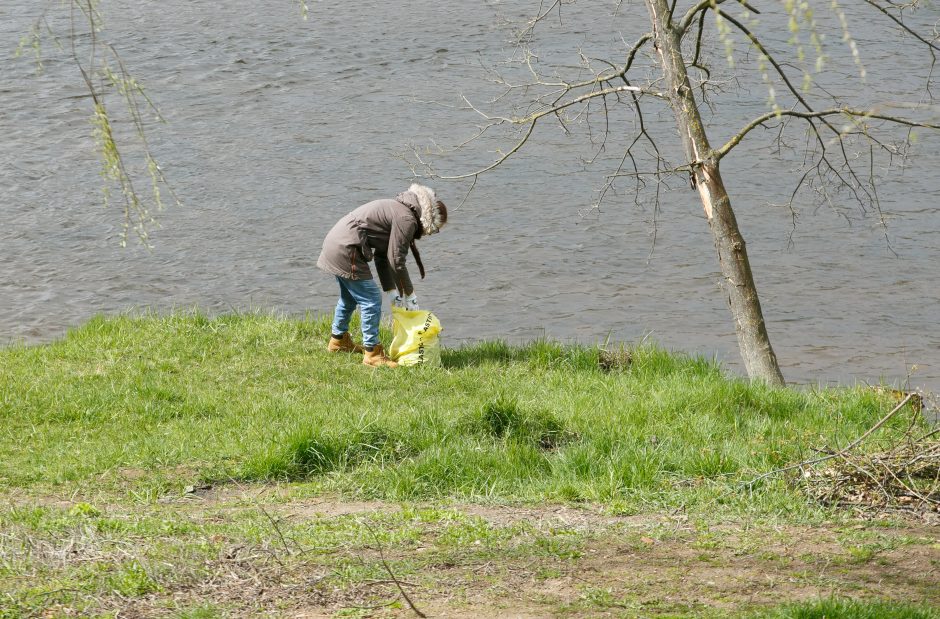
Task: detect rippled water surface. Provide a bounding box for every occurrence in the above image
[2,1,939,392]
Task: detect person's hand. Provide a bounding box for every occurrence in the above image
[388,291,404,307]
[405,293,419,311]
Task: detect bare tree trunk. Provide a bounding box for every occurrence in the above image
[645,0,785,385]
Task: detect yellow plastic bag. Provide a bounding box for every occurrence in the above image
[389,306,442,367]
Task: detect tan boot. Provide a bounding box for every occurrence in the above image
[327,333,364,353]
[363,344,398,368]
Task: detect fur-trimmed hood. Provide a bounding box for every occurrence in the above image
[396,183,444,236]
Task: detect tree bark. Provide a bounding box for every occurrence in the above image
[645,0,785,385]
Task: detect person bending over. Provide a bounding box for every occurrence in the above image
[316,184,447,367]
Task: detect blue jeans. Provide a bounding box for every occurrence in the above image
[331,276,382,348]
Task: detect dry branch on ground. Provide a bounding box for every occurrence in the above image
[797,392,940,520]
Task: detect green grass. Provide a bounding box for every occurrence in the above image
[751,597,940,618]
[0,311,922,513]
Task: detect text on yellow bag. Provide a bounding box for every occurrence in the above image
[389,307,442,366]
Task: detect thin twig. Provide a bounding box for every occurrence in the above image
[746,394,914,487]
[361,521,427,618]
[259,506,292,563]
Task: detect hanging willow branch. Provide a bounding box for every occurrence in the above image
[20,0,180,247]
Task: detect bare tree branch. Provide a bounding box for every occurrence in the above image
[438,83,664,180]
[862,0,940,54]
[677,0,760,38]
[516,0,564,42]
[715,108,940,160]
[690,8,712,95]
[709,8,814,114]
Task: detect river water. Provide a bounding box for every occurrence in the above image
[2,1,938,394]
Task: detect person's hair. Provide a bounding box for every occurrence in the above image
[436,201,448,227]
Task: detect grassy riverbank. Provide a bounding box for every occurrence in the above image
[1,312,937,618]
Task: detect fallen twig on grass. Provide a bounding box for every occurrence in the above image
[745,390,940,517]
[257,507,290,568]
[361,519,428,618]
[801,437,940,515]
[745,394,915,488]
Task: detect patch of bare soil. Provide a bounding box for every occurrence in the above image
[399,520,938,618]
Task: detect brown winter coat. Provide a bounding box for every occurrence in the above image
[316,192,424,295]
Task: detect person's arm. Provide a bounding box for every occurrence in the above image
[374,253,396,292]
[387,215,416,296]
